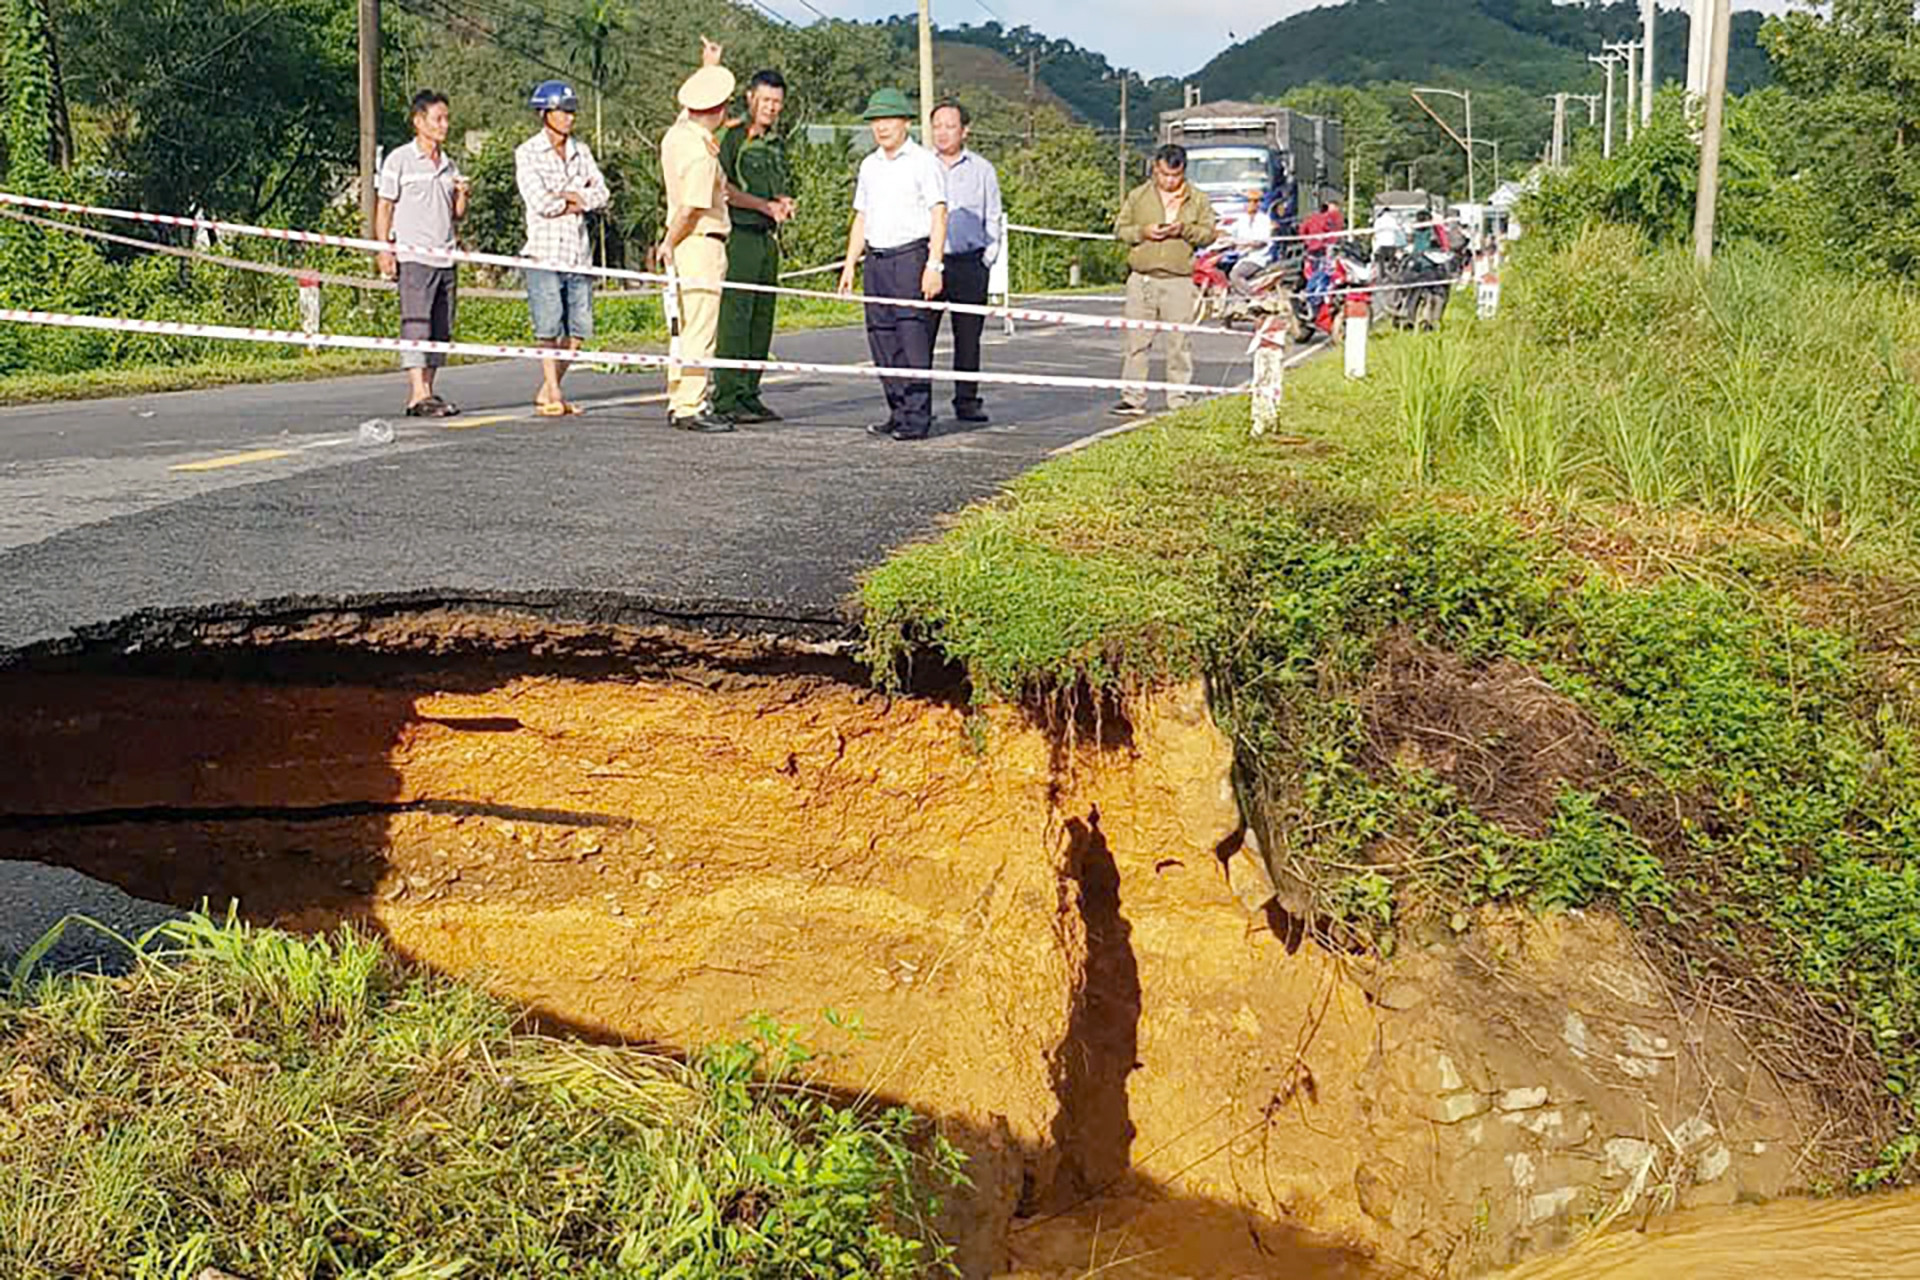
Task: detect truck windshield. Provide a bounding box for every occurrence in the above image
[1186,152,1270,189]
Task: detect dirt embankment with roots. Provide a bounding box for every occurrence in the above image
[0,615,1835,1277]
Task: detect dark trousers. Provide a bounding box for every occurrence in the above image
[397,262,457,370]
[931,248,988,411]
[712,226,779,414]
[864,240,933,437]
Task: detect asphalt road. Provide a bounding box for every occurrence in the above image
[0,307,1254,655]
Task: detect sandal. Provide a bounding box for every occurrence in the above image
[563,402,584,415]
[535,400,569,417]
[432,400,461,418]
[405,399,436,418]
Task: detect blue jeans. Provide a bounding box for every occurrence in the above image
[525,269,594,342]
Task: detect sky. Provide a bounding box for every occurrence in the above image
[804,0,1800,83]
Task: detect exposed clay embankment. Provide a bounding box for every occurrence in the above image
[0,616,1836,1277]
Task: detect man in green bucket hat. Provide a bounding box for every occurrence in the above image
[837,87,948,442]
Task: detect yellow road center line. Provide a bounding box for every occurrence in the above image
[170,448,295,472]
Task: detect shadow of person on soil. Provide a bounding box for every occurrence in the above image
[1050,808,1143,1206]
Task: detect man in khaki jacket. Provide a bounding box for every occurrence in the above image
[661,39,736,434]
[1111,144,1217,416]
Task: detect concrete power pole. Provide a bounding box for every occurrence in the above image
[1686,0,1711,107]
[1692,0,1731,268]
[1547,93,1568,168]
[358,0,380,237]
[1606,40,1639,142]
[917,0,935,143]
[1641,0,1655,127]
[1590,53,1619,158]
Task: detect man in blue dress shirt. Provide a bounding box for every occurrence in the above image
[927,101,1002,425]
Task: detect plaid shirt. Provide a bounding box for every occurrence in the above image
[514,130,609,269]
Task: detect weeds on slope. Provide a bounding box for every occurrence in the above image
[859,245,1920,1181]
[0,912,964,1279]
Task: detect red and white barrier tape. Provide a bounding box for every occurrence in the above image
[0,191,1241,342]
[1013,218,1451,248]
[0,307,1231,398]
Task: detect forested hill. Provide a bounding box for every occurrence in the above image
[1197,0,1771,104]
[932,0,1773,133]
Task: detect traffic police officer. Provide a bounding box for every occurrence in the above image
[661,41,736,434]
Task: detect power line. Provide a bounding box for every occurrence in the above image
[400,0,688,92]
[739,0,797,27]
[966,0,1004,23]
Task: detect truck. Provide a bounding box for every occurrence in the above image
[1157,100,1344,236]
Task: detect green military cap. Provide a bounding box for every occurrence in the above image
[861,87,915,120]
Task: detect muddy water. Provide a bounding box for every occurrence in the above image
[1496,1190,1920,1279]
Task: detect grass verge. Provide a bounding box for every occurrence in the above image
[0,293,858,406]
[1,912,964,1279]
[861,237,1920,1186]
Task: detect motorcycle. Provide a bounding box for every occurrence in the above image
[1194,236,1379,344]
[1373,244,1465,332]
[1192,244,1308,338]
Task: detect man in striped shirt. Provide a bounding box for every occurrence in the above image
[516,80,609,415]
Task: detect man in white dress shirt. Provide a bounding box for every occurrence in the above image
[836,88,948,443]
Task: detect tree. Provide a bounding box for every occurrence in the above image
[57,0,360,225]
[1523,89,1797,254]
[1763,0,1920,275]
[1280,83,1404,211]
[4,0,72,190]
[567,0,626,153]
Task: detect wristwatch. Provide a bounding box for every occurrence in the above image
[928,260,945,273]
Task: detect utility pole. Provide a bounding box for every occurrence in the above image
[1687,0,1711,106]
[1606,40,1639,142]
[1026,48,1037,151]
[1117,71,1129,203]
[1692,0,1731,268]
[358,0,380,237]
[1641,0,1655,127]
[1591,52,1620,157]
[1469,136,1500,188]
[1411,86,1474,202]
[917,0,935,143]
[1546,93,1568,169]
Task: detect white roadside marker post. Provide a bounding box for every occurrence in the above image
[1344,291,1369,380]
[1252,315,1289,436]
[297,274,322,355]
[991,213,1014,338]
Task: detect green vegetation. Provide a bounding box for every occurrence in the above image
[861,233,1920,1181]
[930,1,1773,209]
[0,0,1141,388]
[0,280,857,404]
[2,912,965,1278]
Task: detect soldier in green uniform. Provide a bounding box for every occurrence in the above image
[712,68,795,424]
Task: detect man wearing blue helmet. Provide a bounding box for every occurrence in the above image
[516,78,608,415]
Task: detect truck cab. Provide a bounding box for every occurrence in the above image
[1158,100,1342,240]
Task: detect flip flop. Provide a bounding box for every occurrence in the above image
[535,401,569,417]
[432,400,461,418]
[404,400,435,418]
